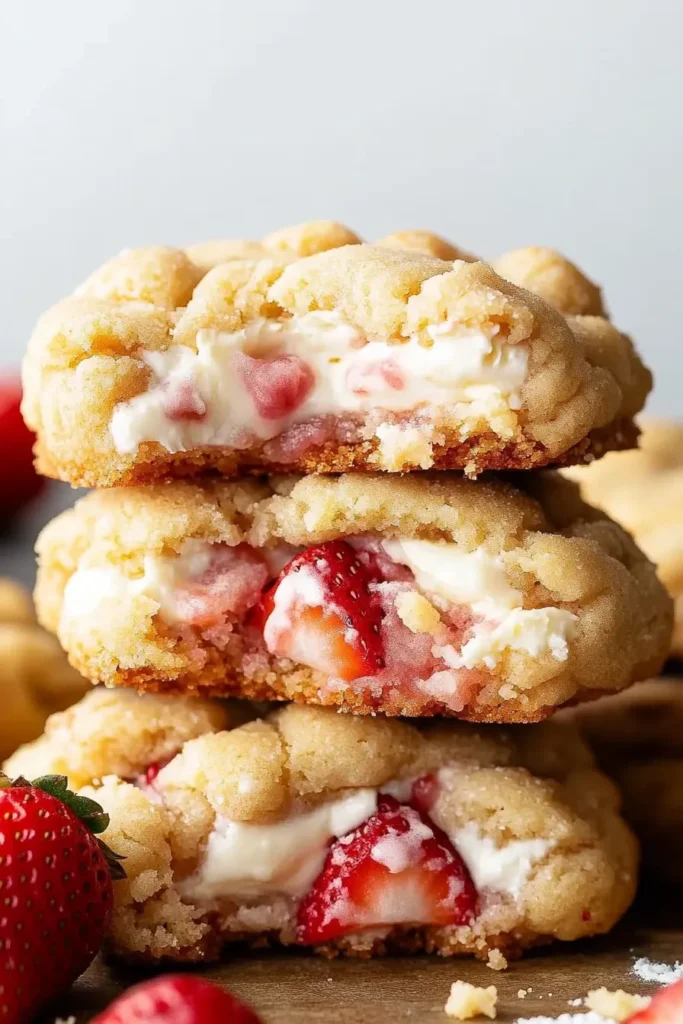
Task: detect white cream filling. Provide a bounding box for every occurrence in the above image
[381,538,578,671]
[179,769,552,907]
[110,311,528,456]
[62,540,214,628]
[449,822,551,899]
[180,789,378,900]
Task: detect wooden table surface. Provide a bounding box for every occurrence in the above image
[48,903,681,1023]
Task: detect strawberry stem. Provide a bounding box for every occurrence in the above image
[3,774,128,882]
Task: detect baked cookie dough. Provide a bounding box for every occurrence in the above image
[5,692,639,964]
[33,472,672,721]
[22,241,650,487]
[0,577,88,760]
[566,419,683,657]
[563,678,683,889]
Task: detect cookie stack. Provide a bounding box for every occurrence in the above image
[11,222,673,966]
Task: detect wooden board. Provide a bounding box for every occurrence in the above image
[50,906,682,1023]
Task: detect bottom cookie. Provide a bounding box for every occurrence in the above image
[6,689,638,964]
[563,677,683,889]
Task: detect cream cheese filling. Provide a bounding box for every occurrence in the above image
[109,311,528,457]
[177,769,553,906]
[381,538,578,670]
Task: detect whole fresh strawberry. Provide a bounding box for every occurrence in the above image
[92,975,264,1024]
[626,978,683,1024]
[0,773,124,1024]
[0,379,44,521]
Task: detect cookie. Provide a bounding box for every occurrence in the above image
[0,577,88,760]
[185,219,363,273]
[22,242,650,487]
[565,419,683,657]
[563,678,683,888]
[492,247,606,317]
[5,692,638,964]
[33,472,672,721]
[375,230,478,263]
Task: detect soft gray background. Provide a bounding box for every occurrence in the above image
[1,0,681,413]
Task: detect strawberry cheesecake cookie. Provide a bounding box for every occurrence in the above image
[33,472,672,721]
[6,693,639,963]
[492,247,606,317]
[185,219,363,273]
[564,678,683,889]
[566,419,683,658]
[22,242,650,487]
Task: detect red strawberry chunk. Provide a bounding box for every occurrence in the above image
[236,351,314,420]
[256,540,386,681]
[626,979,683,1024]
[162,377,207,421]
[173,544,269,643]
[411,774,441,815]
[296,794,477,944]
[91,974,263,1024]
[346,359,405,397]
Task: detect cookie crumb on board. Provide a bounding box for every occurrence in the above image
[487,949,508,971]
[585,988,650,1021]
[445,981,497,1019]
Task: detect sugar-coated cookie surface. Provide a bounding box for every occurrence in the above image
[565,419,683,656]
[6,692,638,964]
[33,472,672,721]
[563,678,683,889]
[22,231,650,487]
[0,577,88,760]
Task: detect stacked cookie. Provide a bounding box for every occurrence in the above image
[11,222,673,965]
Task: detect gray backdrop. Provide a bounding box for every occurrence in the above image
[2,0,681,413]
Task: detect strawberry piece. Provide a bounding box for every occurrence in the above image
[0,773,124,1024]
[91,975,263,1024]
[296,794,477,944]
[173,544,269,632]
[162,377,206,421]
[256,540,386,681]
[346,359,405,397]
[236,352,314,420]
[410,773,440,815]
[0,378,44,519]
[625,979,683,1024]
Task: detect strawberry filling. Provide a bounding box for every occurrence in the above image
[296,793,477,944]
[162,377,207,421]
[162,536,486,712]
[235,352,314,420]
[173,544,269,648]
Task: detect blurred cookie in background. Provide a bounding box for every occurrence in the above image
[0,577,89,760]
[565,419,683,658]
[563,678,683,889]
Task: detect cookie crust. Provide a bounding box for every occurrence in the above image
[33,472,672,722]
[22,243,650,487]
[6,694,638,964]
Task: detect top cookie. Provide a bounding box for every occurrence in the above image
[22,231,650,487]
[565,419,683,657]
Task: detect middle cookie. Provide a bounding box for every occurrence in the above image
[35,472,673,722]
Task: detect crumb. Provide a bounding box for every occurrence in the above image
[518,990,529,999]
[394,590,442,635]
[585,989,650,1021]
[569,999,583,1007]
[487,949,508,971]
[445,981,498,1020]
[632,957,683,985]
